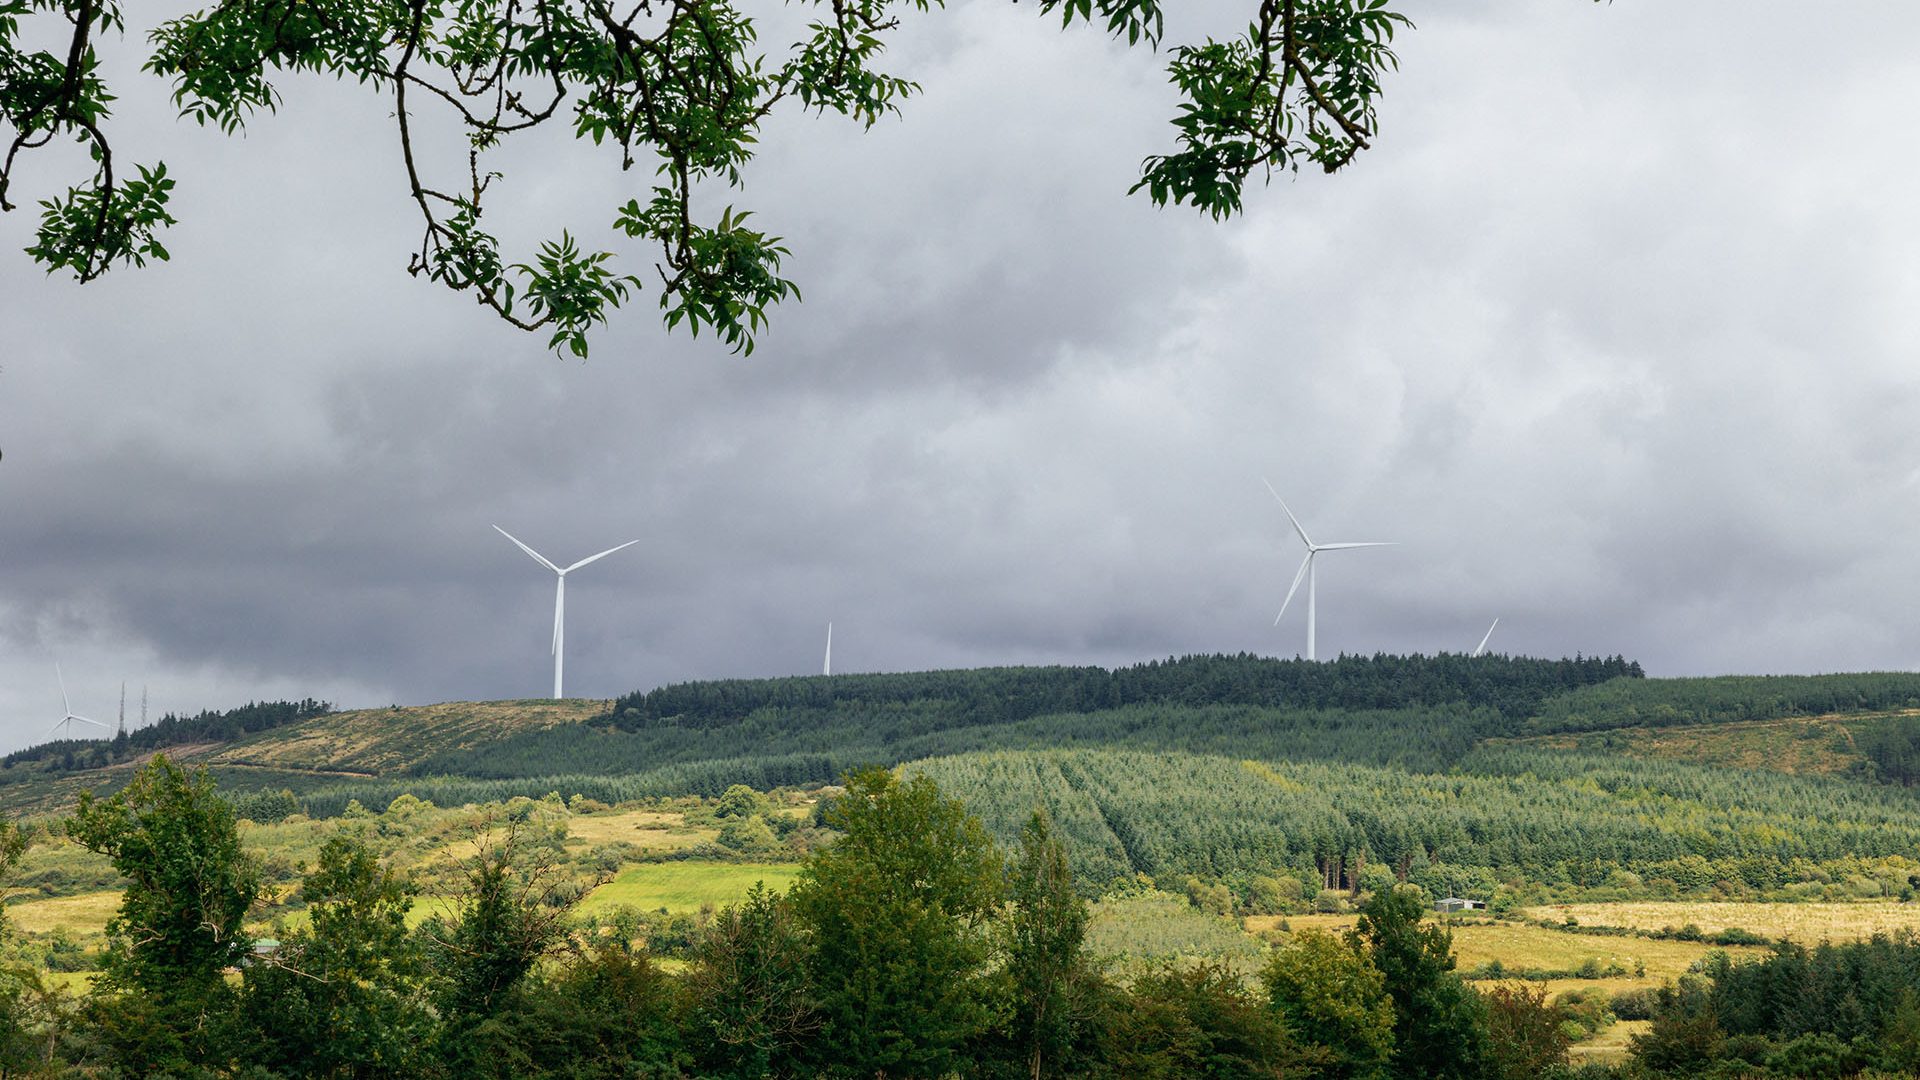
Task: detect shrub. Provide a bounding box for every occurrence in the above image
[1482,985,1570,1080]
[1261,929,1394,1077]
[1110,962,1296,1077]
[1767,1032,1862,1080]
[1608,987,1660,1022]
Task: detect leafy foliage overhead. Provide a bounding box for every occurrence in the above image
[0,0,1427,356]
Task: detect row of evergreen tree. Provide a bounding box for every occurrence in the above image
[599,652,1643,732]
[1632,935,1920,1076]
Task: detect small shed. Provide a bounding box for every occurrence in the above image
[1433,897,1484,914]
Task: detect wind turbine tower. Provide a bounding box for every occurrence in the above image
[494,525,640,699]
[118,682,126,738]
[51,664,108,740]
[1263,480,1395,661]
[1473,619,1500,658]
[824,623,833,677]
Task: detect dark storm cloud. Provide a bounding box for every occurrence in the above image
[4,0,1920,747]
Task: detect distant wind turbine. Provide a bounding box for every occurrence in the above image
[1473,618,1500,658]
[1263,480,1395,661]
[494,525,640,699]
[51,664,109,740]
[823,622,833,677]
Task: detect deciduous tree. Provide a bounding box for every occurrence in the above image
[789,766,1003,1077]
[1001,809,1099,1080]
[68,754,259,993]
[238,831,436,1078]
[66,754,261,1071]
[686,880,818,1079]
[1262,928,1394,1079]
[1353,886,1486,1080]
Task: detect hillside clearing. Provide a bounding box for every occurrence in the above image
[1502,711,1905,776]
[5,890,120,942]
[1523,900,1920,942]
[208,699,607,775]
[576,861,802,916]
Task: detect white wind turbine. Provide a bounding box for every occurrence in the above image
[50,664,109,740]
[494,525,640,699]
[823,622,833,676]
[1472,618,1500,657]
[1263,480,1395,661]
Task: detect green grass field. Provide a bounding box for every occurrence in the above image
[576,861,802,916]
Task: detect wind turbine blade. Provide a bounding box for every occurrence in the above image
[1274,553,1312,626]
[1315,542,1397,550]
[56,663,71,716]
[564,538,641,573]
[1474,618,1499,657]
[72,715,108,730]
[1261,478,1314,549]
[493,525,561,573]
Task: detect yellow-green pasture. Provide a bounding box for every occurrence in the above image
[1570,1020,1650,1065]
[5,890,120,946]
[563,809,715,851]
[576,861,803,917]
[1523,900,1920,942]
[1246,913,1766,1007]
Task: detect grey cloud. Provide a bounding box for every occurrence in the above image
[4,0,1920,748]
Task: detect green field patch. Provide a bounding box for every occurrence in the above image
[577,861,801,916]
[5,890,120,942]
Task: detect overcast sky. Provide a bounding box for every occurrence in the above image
[3,1,1918,750]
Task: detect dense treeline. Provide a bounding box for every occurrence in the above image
[910,747,1920,896]
[1529,674,1920,736]
[1854,715,1920,787]
[1632,935,1920,1076]
[0,758,1567,1080]
[600,652,1641,732]
[1,699,331,774]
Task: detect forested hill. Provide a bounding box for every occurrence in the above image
[599,652,1643,732]
[388,654,1643,794]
